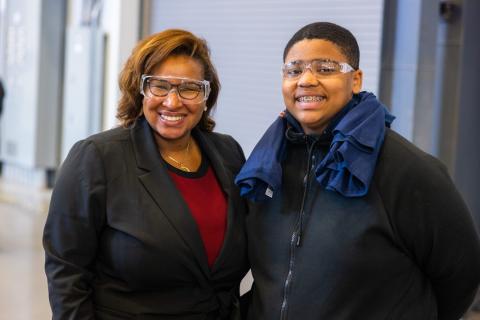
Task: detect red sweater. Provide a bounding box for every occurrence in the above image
[167,159,227,268]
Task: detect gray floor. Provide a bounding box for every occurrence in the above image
[0,179,51,319]
[0,178,479,320]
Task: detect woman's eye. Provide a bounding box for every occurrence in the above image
[153,85,170,91]
[180,83,202,92]
[150,80,170,91]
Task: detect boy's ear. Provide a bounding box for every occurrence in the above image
[352,69,363,94]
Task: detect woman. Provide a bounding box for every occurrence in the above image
[236,22,480,319]
[43,29,249,319]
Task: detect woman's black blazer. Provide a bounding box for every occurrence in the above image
[43,116,249,319]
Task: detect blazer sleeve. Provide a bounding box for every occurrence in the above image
[43,140,106,320]
[211,132,246,171]
[390,156,480,320]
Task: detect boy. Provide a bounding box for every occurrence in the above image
[236,22,480,320]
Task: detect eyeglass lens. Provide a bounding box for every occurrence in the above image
[283,60,347,79]
[146,78,204,100]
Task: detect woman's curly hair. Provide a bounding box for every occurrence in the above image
[116,29,220,131]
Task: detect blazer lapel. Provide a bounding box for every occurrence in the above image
[131,118,210,278]
[194,130,232,198]
[194,130,242,273]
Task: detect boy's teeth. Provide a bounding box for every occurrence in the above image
[161,114,183,121]
[298,96,324,102]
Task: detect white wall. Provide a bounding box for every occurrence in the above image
[59,0,140,163]
[101,0,140,130]
[67,0,142,131]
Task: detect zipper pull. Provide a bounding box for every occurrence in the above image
[296,233,302,246]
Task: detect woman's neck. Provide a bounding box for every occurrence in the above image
[154,133,192,153]
[155,131,202,172]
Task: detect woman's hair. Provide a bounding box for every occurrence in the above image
[283,22,360,70]
[117,29,220,131]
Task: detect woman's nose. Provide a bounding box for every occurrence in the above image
[162,90,182,108]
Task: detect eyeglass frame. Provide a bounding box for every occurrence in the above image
[281,59,356,80]
[140,75,211,102]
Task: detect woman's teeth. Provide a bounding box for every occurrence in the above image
[161,114,184,121]
[297,96,324,102]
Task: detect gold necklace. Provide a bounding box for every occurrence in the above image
[164,139,191,172]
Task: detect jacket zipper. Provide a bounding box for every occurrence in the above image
[279,138,317,320]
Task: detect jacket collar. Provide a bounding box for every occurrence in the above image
[130,116,235,276]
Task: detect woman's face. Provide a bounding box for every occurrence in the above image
[282,39,362,134]
[142,55,206,142]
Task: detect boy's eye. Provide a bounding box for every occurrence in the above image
[316,66,336,73]
[314,61,339,74]
[283,63,304,78]
[286,68,303,75]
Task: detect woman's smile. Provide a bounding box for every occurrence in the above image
[159,111,186,124]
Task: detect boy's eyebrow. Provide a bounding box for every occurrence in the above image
[285,58,340,64]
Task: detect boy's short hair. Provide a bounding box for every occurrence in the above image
[283,22,360,70]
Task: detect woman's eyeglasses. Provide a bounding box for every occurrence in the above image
[140,75,210,103]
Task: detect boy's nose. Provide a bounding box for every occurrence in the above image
[298,68,319,86]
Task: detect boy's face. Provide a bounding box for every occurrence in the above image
[282,39,363,134]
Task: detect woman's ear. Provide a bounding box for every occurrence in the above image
[352,69,363,94]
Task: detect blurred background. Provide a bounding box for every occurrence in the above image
[0,0,478,319]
